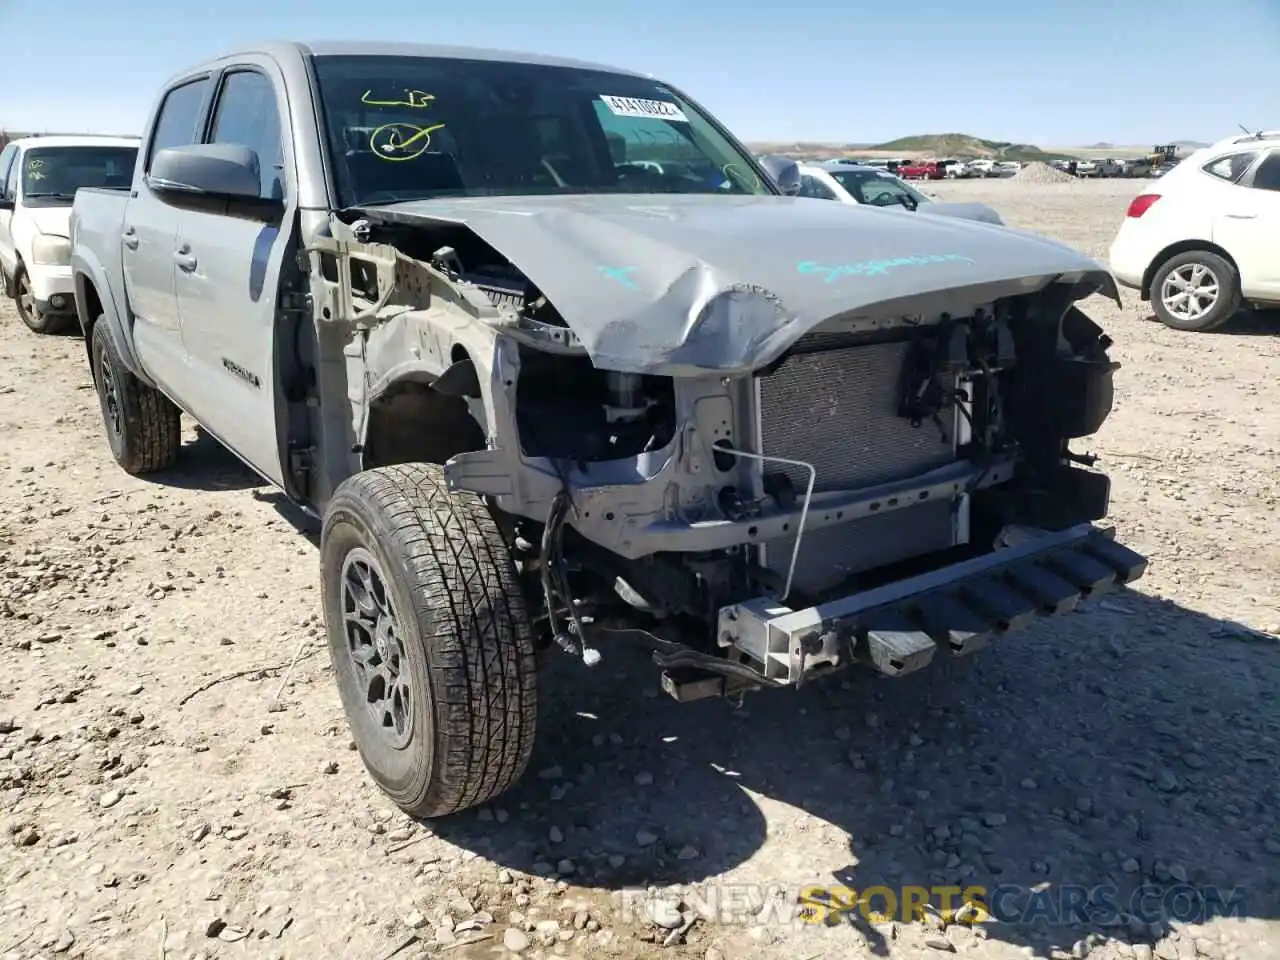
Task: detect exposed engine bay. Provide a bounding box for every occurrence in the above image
[299,198,1148,702]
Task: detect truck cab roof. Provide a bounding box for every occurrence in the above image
[190,39,644,78]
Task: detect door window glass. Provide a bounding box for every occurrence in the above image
[148,78,211,169]
[1249,152,1280,192]
[4,152,19,199]
[209,71,285,200]
[0,145,16,197]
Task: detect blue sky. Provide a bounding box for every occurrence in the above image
[1,0,1276,146]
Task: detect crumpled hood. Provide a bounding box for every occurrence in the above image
[360,193,1116,375]
[23,205,72,238]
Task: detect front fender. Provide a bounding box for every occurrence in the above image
[70,247,154,387]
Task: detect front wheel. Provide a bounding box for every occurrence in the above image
[320,463,538,818]
[1150,250,1242,332]
[13,266,70,335]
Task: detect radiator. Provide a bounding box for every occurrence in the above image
[755,339,962,596]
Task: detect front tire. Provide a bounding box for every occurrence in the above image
[320,463,538,819]
[90,318,181,473]
[1150,250,1242,332]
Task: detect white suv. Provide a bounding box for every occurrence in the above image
[1108,132,1280,331]
[0,135,139,333]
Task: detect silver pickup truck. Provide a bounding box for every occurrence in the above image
[70,40,1147,819]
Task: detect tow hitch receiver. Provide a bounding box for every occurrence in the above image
[716,524,1148,687]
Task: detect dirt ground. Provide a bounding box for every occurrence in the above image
[2,178,1278,960]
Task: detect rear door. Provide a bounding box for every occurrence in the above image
[171,60,295,485]
[125,75,214,391]
[1213,148,1280,300]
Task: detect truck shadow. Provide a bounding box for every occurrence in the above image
[143,425,266,492]
[431,588,1280,957]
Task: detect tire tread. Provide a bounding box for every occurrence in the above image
[325,463,537,818]
[91,319,181,474]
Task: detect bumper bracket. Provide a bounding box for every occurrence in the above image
[717,523,1148,684]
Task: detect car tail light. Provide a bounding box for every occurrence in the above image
[1126,194,1161,218]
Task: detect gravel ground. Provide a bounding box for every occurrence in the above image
[2,178,1278,960]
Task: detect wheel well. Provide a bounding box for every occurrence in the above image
[361,376,485,470]
[1141,241,1237,300]
[7,255,24,296]
[76,275,104,368]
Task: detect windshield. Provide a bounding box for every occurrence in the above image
[21,146,137,201]
[310,54,772,206]
[827,168,928,207]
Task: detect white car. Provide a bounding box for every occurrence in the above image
[1108,132,1280,331]
[0,135,139,333]
[799,162,1004,224]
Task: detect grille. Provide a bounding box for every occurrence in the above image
[756,340,960,594]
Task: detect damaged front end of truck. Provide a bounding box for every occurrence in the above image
[303,194,1148,702]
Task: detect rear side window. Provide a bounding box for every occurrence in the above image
[148,78,211,169]
[208,70,286,200]
[1202,151,1256,182]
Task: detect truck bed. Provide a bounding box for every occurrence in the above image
[69,187,131,328]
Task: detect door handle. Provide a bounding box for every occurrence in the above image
[174,247,197,272]
[122,227,139,250]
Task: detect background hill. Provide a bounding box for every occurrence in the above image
[746,133,1077,162]
[868,133,1069,161]
[744,133,1219,162]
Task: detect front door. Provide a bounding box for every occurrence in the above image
[0,145,19,280]
[172,63,295,486]
[1214,149,1280,299]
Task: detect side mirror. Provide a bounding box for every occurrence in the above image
[147,144,263,201]
[759,155,802,196]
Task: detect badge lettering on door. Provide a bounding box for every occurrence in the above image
[222,357,261,389]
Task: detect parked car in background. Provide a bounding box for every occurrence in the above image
[896,159,944,180]
[966,159,996,178]
[862,157,909,173]
[993,161,1021,177]
[1108,132,1280,331]
[0,135,139,333]
[1119,158,1152,178]
[801,162,1004,223]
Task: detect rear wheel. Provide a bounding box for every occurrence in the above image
[90,318,181,473]
[320,463,538,818]
[13,266,70,335]
[1150,250,1242,332]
